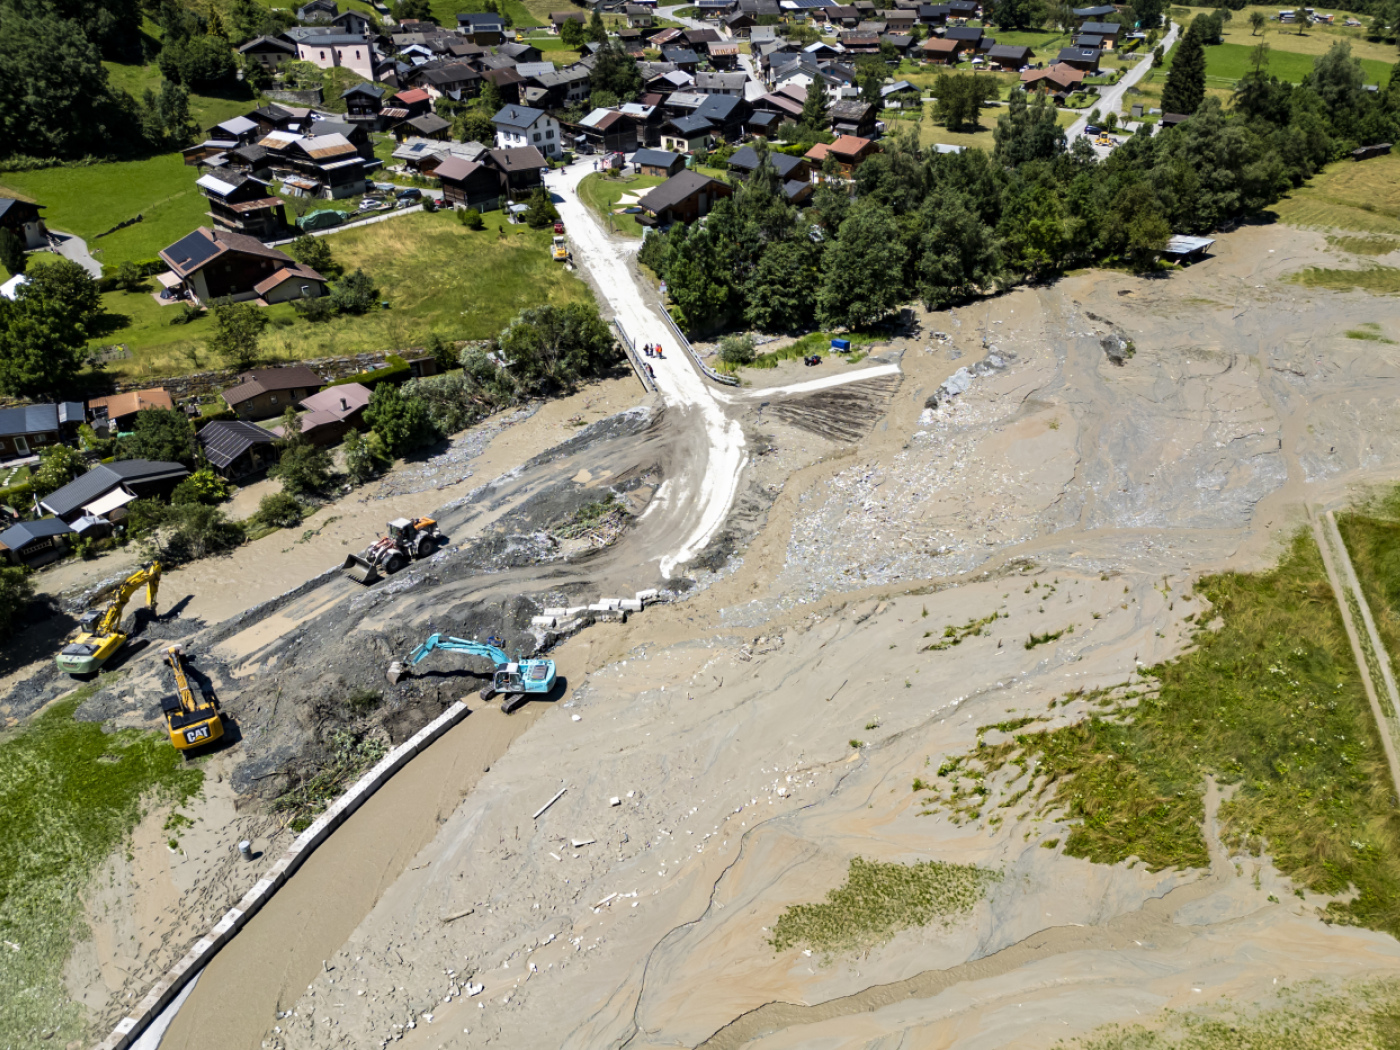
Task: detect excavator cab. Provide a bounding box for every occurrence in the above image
[162,645,223,753]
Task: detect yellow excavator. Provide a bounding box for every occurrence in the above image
[56,561,161,675]
[161,644,223,753]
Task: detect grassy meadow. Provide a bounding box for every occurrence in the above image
[0,675,204,1049]
[92,208,591,379]
[1272,153,1400,237]
[924,530,1400,939]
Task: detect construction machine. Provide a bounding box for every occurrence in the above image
[387,634,557,712]
[342,516,443,584]
[552,234,568,261]
[161,645,224,754]
[56,561,162,675]
[1095,133,1114,148]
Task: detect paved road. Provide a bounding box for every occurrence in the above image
[1066,21,1181,141]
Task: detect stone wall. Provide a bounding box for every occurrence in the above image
[264,87,324,105]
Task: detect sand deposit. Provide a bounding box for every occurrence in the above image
[6,194,1400,1050]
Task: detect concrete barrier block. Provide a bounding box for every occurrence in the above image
[619,599,643,612]
[597,597,622,610]
[531,615,556,628]
[95,1032,131,1050]
[635,588,659,603]
[543,607,567,618]
[209,907,246,945]
[566,606,589,616]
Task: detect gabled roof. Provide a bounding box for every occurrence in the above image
[222,365,324,406]
[921,36,958,51]
[252,265,327,296]
[239,35,297,54]
[1079,20,1120,32]
[490,145,548,172]
[694,93,743,122]
[1057,45,1100,62]
[300,382,373,416]
[342,83,385,99]
[829,99,873,119]
[0,404,59,437]
[39,461,189,518]
[160,227,294,278]
[667,114,713,135]
[492,104,547,129]
[395,87,431,104]
[728,145,806,177]
[198,421,277,470]
[944,25,983,39]
[433,155,490,182]
[986,43,1032,60]
[406,113,452,134]
[0,518,74,551]
[661,46,700,63]
[638,170,728,214]
[632,147,681,168]
[88,388,174,420]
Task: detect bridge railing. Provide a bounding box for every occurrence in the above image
[612,317,657,393]
[658,302,740,387]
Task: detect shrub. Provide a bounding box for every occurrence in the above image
[169,303,203,326]
[364,384,436,457]
[287,234,336,276]
[170,467,230,505]
[330,269,379,315]
[343,429,377,486]
[270,442,334,496]
[458,207,484,230]
[119,408,198,467]
[718,333,756,366]
[252,491,304,529]
[292,296,336,323]
[159,503,244,561]
[326,353,410,389]
[0,564,33,639]
[30,444,86,500]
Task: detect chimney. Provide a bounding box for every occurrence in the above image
[340,398,348,410]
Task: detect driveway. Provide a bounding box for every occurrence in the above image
[49,232,102,278]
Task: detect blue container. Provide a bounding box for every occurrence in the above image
[831,338,851,352]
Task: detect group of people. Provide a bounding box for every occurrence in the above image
[642,343,665,359]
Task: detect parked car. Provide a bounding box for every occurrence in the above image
[396,188,423,201]
[358,197,390,212]
[1084,125,1102,136]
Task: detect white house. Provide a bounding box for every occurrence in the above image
[295,32,377,81]
[491,104,562,159]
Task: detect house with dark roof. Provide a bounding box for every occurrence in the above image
[491,146,549,192]
[636,170,733,225]
[694,93,749,141]
[633,148,686,177]
[985,43,1033,70]
[342,83,386,127]
[577,108,638,153]
[221,365,325,420]
[1073,4,1115,17]
[1056,44,1101,71]
[660,114,714,154]
[403,112,453,139]
[196,173,288,240]
[0,196,46,249]
[436,156,506,211]
[829,99,876,138]
[297,0,338,21]
[661,46,701,71]
[457,11,506,43]
[0,404,81,463]
[0,518,75,567]
[198,421,279,479]
[159,228,327,307]
[239,35,297,70]
[918,3,951,23]
[39,461,189,522]
[330,9,374,35]
[727,145,811,183]
[943,25,984,52]
[1078,20,1119,45]
[492,104,562,159]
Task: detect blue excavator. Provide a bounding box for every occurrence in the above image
[387,634,557,713]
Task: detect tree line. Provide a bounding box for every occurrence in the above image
[643,30,1400,333]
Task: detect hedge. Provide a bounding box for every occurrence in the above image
[0,480,35,509]
[325,353,411,390]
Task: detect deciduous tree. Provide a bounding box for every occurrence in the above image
[208,298,267,369]
[0,258,100,399]
[119,408,198,467]
[817,199,907,328]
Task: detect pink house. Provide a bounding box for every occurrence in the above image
[296,32,377,81]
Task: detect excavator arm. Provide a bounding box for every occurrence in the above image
[388,634,512,685]
[97,562,162,636]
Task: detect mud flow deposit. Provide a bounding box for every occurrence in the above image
[7,169,1400,1050]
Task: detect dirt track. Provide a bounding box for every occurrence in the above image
[27,193,1400,1048]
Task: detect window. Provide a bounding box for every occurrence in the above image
[271,395,278,404]
[545,128,554,139]
[533,132,541,142]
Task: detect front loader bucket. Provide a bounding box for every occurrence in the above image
[341,554,380,585]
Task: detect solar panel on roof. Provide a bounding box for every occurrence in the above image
[164,231,220,270]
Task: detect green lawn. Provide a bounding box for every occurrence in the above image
[92,208,593,379]
[578,172,665,237]
[0,153,212,271]
[1183,40,1395,87]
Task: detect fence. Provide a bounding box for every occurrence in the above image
[612,318,657,393]
[657,302,740,387]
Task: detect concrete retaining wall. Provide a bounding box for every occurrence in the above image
[92,699,472,1050]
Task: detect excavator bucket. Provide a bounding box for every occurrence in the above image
[341,554,380,585]
[386,660,405,685]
